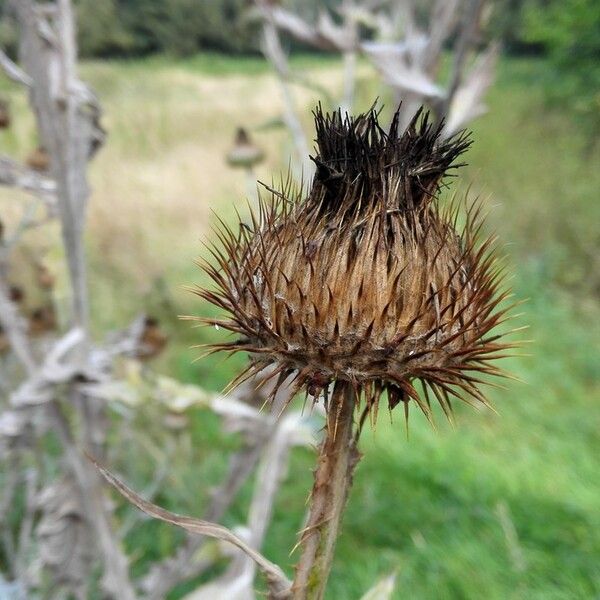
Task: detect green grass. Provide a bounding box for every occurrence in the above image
[152,266,599,600]
[81,50,339,78]
[1,53,599,599]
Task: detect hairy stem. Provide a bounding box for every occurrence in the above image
[292,382,360,600]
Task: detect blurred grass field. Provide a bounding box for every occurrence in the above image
[1,54,599,599]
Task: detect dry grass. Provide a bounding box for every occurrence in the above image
[83,63,350,311]
[1,58,347,290]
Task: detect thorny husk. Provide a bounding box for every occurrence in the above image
[195,104,518,428]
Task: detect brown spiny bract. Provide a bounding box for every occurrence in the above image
[195,106,517,425]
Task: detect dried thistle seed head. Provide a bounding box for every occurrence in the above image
[0,99,9,129]
[0,326,8,354]
[26,146,50,173]
[195,105,517,424]
[226,127,265,170]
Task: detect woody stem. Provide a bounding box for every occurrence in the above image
[292,381,360,600]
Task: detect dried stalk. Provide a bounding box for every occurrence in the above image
[0,157,56,208]
[0,272,136,598]
[258,2,313,178]
[50,400,135,599]
[1,1,134,597]
[440,0,485,121]
[0,49,32,86]
[0,279,36,374]
[143,374,300,597]
[340,49,357,115]
[14,468,37,586]
[255,0,495,137]
[339,0,360,115]
[292,383,360,600]
[15,0,100,329]
[142,435,265,598]
[186,409,312,600]
[93,456,293,600]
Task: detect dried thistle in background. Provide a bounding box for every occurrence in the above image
[0,326,8,354]
[195,104,519,599]
[135,315,169,361]
[25,147,50,173]
[226,127,265,170]
[226,126,266,206]
[0,99,9,129]
[35,262,55,290]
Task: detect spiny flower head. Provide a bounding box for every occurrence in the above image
[194,105,517,426]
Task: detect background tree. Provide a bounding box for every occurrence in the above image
[524,0,600,139]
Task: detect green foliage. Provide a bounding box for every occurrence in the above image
[122,0,258,57]
[77,0,136,57]
[71,0,340,58]
[0,0,17,56]
[74,0,258,57]
[469,58,600,302]
[75,0,341,58]
[523,0,600,136]
[487,0,532,53]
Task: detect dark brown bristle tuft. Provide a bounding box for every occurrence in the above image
[309,104,471,220]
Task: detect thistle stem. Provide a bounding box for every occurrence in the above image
[292,382,360,600]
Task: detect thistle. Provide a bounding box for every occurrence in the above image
[195,105,518,599]
[0,98,9,129]
[226,127,265,170]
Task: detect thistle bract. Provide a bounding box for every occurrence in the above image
[196,106,515,424]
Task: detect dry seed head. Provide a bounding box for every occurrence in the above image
[226,127,265,170]
[26,146,50,173]
[0,99,9,129]
[195,105,517,424]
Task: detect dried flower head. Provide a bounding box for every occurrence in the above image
[0,99,10,129]
[226,127,265,170]
[26,146,50,173]
[195,105,517,425]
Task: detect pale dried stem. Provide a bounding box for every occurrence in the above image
[0,272,136,599]
[255,0,494,137]
[440,0,485,119]
[49,400,136,600]
[292,382,361,600]
[340,0,357,115]
[142,436,265,598]
[0,278,37,374]
[259,5,313,179]
[340,50,357,115]
[1,1,135,597]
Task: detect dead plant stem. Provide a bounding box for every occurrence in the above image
[292,382,360,600]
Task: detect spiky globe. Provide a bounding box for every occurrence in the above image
[195,106,516,424]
